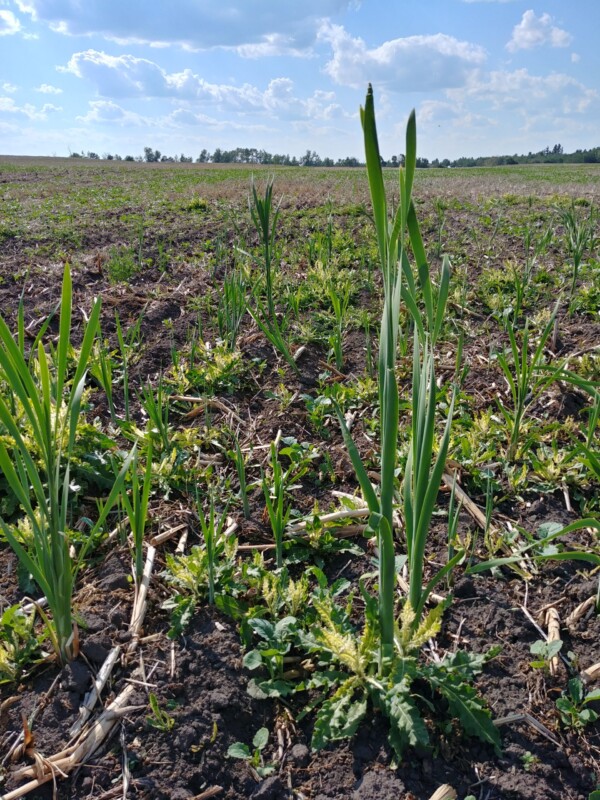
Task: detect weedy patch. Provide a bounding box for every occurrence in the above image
[0,86,598,800]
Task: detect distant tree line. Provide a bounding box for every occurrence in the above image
[68,142,600,167]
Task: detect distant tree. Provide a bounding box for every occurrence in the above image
[336,156,360,167]
[69,151,83,158]
[124,155,135,161]
[212,148,223,163]
[87,151,99,159]
[416,157,429,168]
[197,149,209,163]
[143,147,161,162]
[179,153,192,163]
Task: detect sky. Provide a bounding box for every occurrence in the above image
[0,1,598,161]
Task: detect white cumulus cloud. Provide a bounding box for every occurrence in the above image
[0,96,61,119]
[449,68,597,116]
[507,10,572,52]
[15,0,352,53]
[36,83,63,93]
[319,23,486,91]
[60,49,344,122]
[0,9,21,35]
[77,100,147,125]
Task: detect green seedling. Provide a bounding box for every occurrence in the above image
[227,727,275,778]
[90,337,117,424]
[115,310,143,424]
[119,443,153,586]
[496,307,558,462]
[529,638,563,671]
[0,263,131,663]
[0,604,45,684]
[520,751,540,771]
[559,203,595,312]
[244,178,299,374]
[218,268,247,350]
[146,692,175,732]
[243,616,299,698]
[467,518,600,575]
[327,283,350,371]
[231,435,250,519]
[140,376,171,453]
[262,442,291,569]
[198,493,230,605]
[163,530,238,637]
[556,677,600,729]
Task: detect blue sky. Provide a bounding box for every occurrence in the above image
[0,1,598,160]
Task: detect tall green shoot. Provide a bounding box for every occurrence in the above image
[246,178,299,374]
[262,442,290,569]
[119,443,153,586]
[0,263,130,663]
[335,86,457,672]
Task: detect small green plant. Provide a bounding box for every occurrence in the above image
[187,196,209,212]
[262,442,291,570]
[230,435,250,520]
[555,678,600,729]
[106,244,140,283]
[243,616,299,697]
[140,377,171,453]
[162,528,238,637]
[170,341,251,396]
[119,443,153,586]
[146,692,175,732]
[198,493,230,605]
[90,336,117,423]
[245,178,299,374]
[559,203,595,312]
[115,310,143,424]
[327,283,350,371]
[529,638,563,671]
[496,306,559,461]
[520,751,540,771]
[0,263,131,663]
[0,604,45,684]
[217,268,247,350]
[227,727,275,778]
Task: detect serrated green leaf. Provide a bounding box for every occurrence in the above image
[430,674,501,752]
[371,680,429,758]
[312,678,366,750]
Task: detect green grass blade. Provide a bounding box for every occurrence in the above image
[334,402,379,513]
[361,85,387,272]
